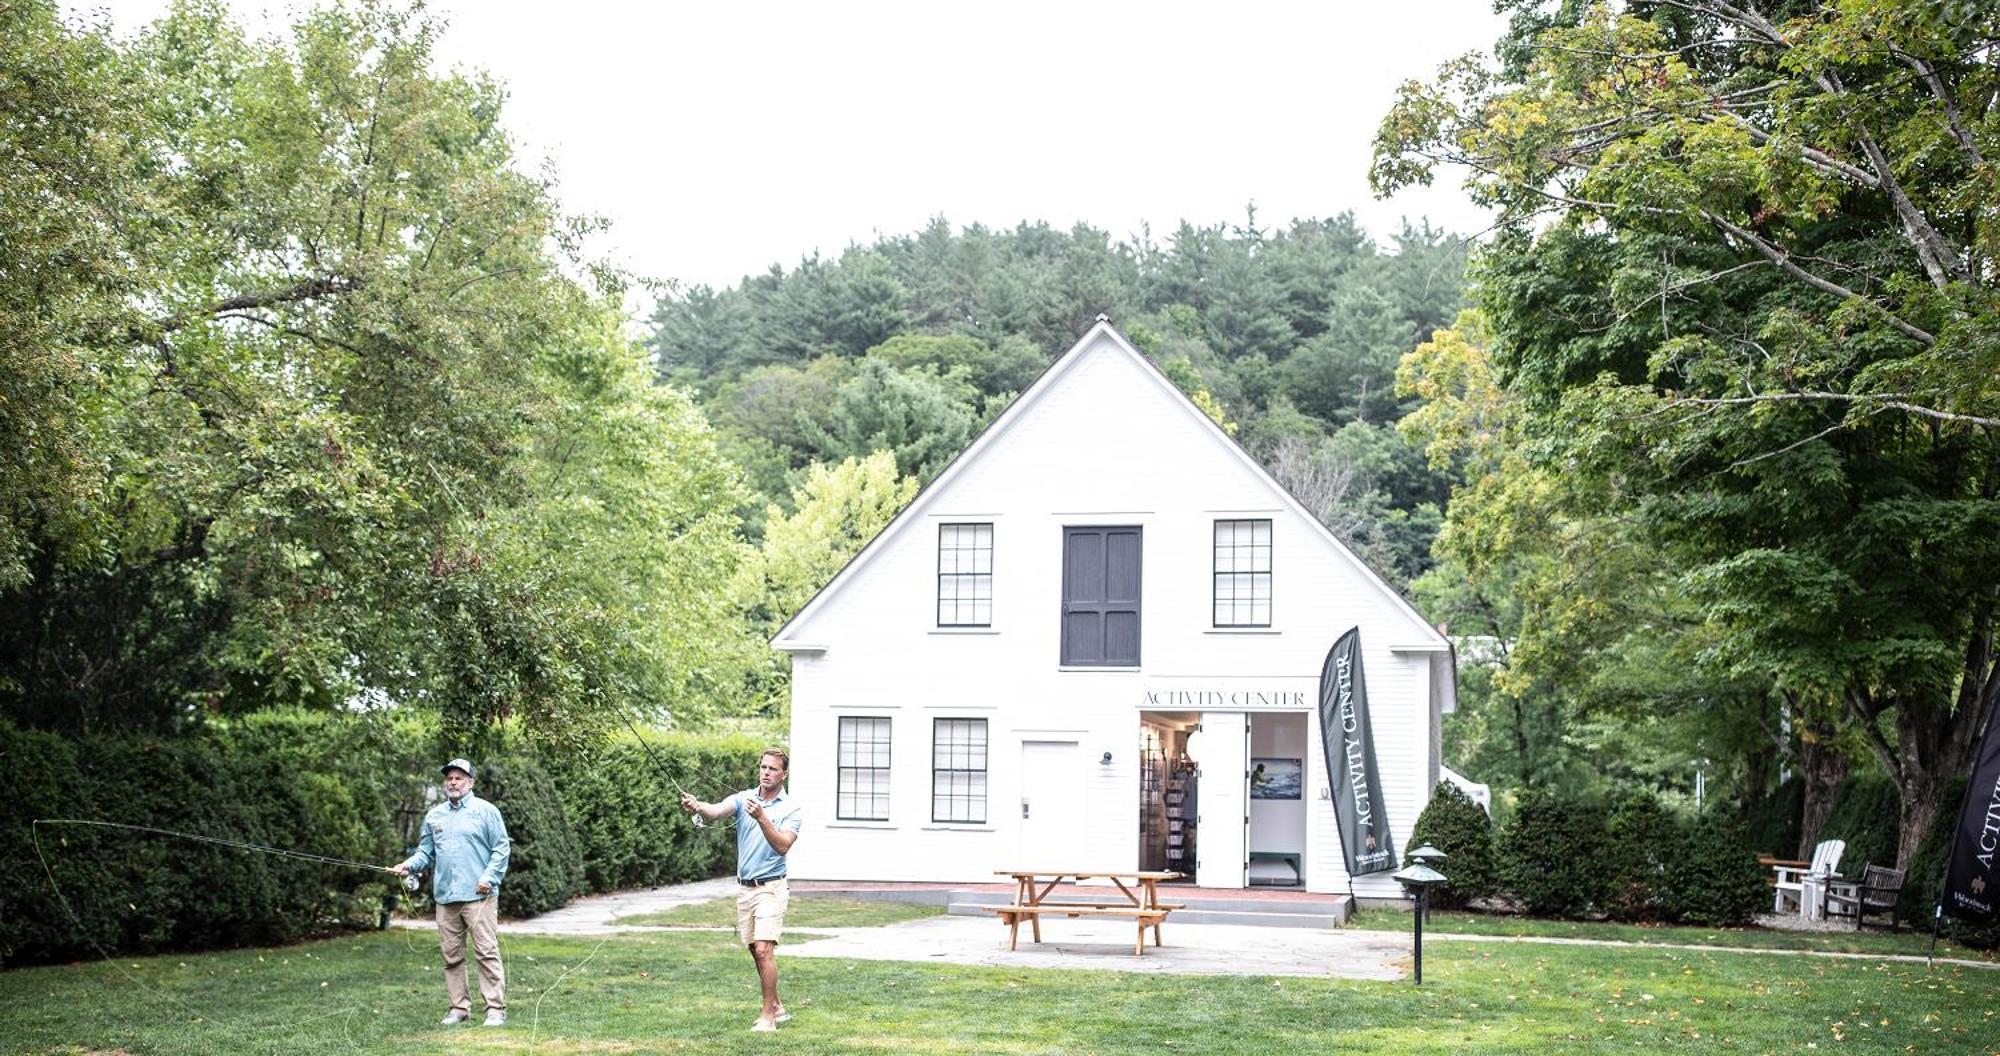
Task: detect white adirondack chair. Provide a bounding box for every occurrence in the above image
[1772,839,1845,915]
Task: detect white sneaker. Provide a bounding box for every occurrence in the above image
[750,1018,777,1032]
[483,1010,507,1027]
[775,1007,792,1023]
[440,1011,470,1026]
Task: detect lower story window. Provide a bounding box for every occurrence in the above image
[837,716,891,821]
[932,718,988,823]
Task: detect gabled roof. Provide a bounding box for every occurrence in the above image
[771,318,1449,653]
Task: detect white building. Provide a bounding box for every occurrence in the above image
[775,319,1456,899]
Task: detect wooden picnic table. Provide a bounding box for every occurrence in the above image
[983,869,1184,955]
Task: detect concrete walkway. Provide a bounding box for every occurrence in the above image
[501,876,743,936]
[783,913,1412,979]
[392,879,1995,977]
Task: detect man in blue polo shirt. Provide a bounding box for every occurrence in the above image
[682,747,802,1032]
[392,758,511,1027]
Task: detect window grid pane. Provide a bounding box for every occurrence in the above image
[1212,519,1273,627]
[836,716,891,821]
[938,523,994,627]
[931,718,988,823]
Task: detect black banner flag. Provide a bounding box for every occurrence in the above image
[1942,690,2000,923]
[1319,627,1397,876]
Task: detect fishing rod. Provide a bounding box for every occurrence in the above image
[615,711,740,829]
[33,818,405,876]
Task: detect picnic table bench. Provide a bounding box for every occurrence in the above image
[983,869,1183,955]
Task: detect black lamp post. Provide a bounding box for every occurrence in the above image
[1407,844,1448,923]
[1391,859,1448,985]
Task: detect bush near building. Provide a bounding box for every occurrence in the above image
[0,716,757,967]
[1407,781,1497,909]
[1471,786,1764,926]
[1498,788,1611,918]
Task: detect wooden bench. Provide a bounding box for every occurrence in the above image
[981,902,1176,955]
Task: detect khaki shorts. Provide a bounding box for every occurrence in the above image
[736,878,788,945]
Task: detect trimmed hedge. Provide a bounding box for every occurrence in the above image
[1663,818,1768,926]
[1408,782,1497,909]
[1819,776,1900,877]
[479,756,586,917]
[1602,793,1676,922]
[1480,787,1765,926]
[1499,788,1610,918]
[1,716,759,966]
[1741,778,1803,859]
[0,714,417,967]
[539,733,755,894]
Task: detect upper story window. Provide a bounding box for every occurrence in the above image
[1061,525,1142,666]
[836,716,892,821]
[1213,519,1272,627]
[937,523,993,626]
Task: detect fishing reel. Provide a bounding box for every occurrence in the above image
[402,870,424,893]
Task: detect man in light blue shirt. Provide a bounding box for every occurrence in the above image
[392,758,511,1027]
[683,747,803,1032]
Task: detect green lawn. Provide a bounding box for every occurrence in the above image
[1347,908,1998,961]
[3,927,1999,1054]
[616,894,944,928]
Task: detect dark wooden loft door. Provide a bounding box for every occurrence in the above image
[1061,526,1141,666]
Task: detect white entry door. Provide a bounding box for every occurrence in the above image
[1193,712,1249,888]
[1018,740,1086,868]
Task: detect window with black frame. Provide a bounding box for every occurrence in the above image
[1213,518,1272,627]
[931,718,988,823]
[836,716,891,821]
[937,523,993,626]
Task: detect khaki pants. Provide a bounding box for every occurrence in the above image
[436,896,505,1014]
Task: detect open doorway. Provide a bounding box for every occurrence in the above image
[1139,712,1198,876]
[1248,712,1308,886]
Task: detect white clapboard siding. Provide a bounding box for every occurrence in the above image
[777,321,1452,892]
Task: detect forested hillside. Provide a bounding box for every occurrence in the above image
[646,214,1469,586]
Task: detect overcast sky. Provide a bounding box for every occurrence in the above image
[73,1,1503,291]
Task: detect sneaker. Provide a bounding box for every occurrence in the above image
[483,1010,507,1027]
[750,1018,777,1032]
[440,1011,470,1026]
[775,1007,792,1024]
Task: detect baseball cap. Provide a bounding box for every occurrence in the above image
[440,757,476,779]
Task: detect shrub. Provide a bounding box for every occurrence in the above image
[1,716,763,964]
[0,719,399,967]
[542,732,757,892]
[1741,778,1803,859]
[1903,777,2000,948]
[1819,775,1900,876]
[1408,782,1496,909]
[478,755,585,917]
[1498,787,1609,918]
[1602,792,1677,922]
[1663,816,1768,926]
